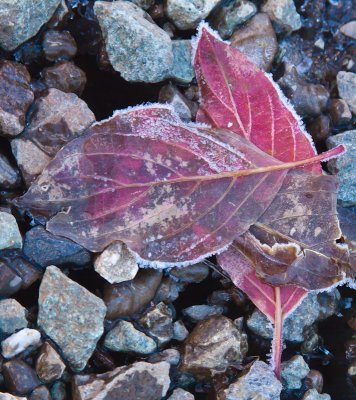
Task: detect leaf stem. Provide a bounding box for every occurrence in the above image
[272,286,283,379]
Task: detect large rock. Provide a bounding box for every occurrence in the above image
[37,266,106,371]
[72,361,170,400]
[0,0,62,51]
[337,72,356,115]
[261,0,301,33]
[0,212,22,250]
[0,299,27,340]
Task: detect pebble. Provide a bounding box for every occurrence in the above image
[307,115,330,143]
[0,299,27,340]
[182,304,224,323]
[0,394,26,400]
[327,130,356,207]
[0,0,62,51]
[1,328,41,359]
[36,342,66,383]
[181,315,248,375]
[28,386,52,400]
[305,369,324,393]
[94,1,173,83]
[230,13,278,71]
[337,71,356,114]
[37,266,106,371]
[207,289,231,306]
[0,213,22,250]
[154,277,183,303]
[261,0,301,33]
[0,153,21,189]
[147,348,180,366]
[72,361,170,400]
[130,0,155,10]
[169,263,209,283]
[281,355,310,390]
[219,360,282,400]
[173,320,189,341]
[42,30,77,62]
[104,320,157,355]
[168,388,194,400]
[0,61,34,138]
[170,40,195,84]
[165,0,220,30]
[302,389,331,400]
[3,359,41,396]
[94,241,139,284]
[329,99,352,126]
[50,382,66,400]
[340,20,356,40]
[159,84,192,122]
[23,225,92,269]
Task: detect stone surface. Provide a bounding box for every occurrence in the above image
[0,153,21,189]
[36,342,66,383]
[170,40,195,84]
[29,386,52,400]
[147,348,180,366]
[0,213,22,250]
[305,370,324,393]
[42,30,77,62]
[173,320,189,341]
[340,21,356,40]
[0,262,23,298]
[94,241,139,284]
[95,1,173,83]
[327,130,356,207]
[261,0,301,33]
[220,361,282,400]
[168,388,194,400]
[154,277,182,303]
[0,299,27,340]
[2,328,41,359]
[281,355,310,390]
[182,304,224,323]
[181,316,248,375]
[72,361,170,400]
[37,266,106,371]
[302,389,331,400]
[50,382,66,400]
[230,13,278,71]
[3,360,41,396]
[159,84,192,121]
[307,115,330,143]
[169,263,209,283]
[337,71,356,114]
[0,394,26,400]
[104,320,157,355]
[0,0,62,51]
[329,99,352,126]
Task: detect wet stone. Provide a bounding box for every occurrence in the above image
[182,304,224,323]
[281,355,310,390]
[170,40,195,84]
[3,359,41,396]
[0,213,22,251]
[169,263,209,283]
[159,84,192,122]
[0,299,27,340]
[36,342,66,383]
[147,348,180,366]
[337,71,356,114]
[0,154,21,189]
[302,389,331,400]
[28,386,52,400]
[173,320,189,341]
[168,388,194,400]
[37,266,106,371]
[42,30,77,62]
[329,99,352,126]
[305,370,324,393]
[261,0,301,33]
[2,328,41,359]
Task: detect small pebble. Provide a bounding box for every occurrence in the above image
[307,115,331,143]
[337,71,356,114]
[3,359,41,396]
[2,328,41,359]
[0,300,27,340]
[168,388,194,399]
[261,0,301,33]
[173,320,189,341]
[0,154,21,189]
[281,355,310,390]
[302,389,331,400]
[329,99,352,126]
[340,20,356,40]
[305,369,324,393]
[36,342,66,383]
[28,386,52,400]
[169,263,209,283]
[42,30,77,62]
[159,84,192,122]
[0,213,22,250]
[147,348,180,366]
[182,304,224,323]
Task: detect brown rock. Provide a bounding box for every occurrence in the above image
[3,359,41,396]
[329,99,352,126]
[159,84,193,122]
[42,30,77,62]
[307,115,330,143]
[0,261,23,298]
[36,342,66,384]
[28,386,52,400]
[305,370,324,393]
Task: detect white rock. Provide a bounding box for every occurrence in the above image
[0,393,27,400]
[2,328,41,359]
[0,212,22,250]
[262,0,301,33]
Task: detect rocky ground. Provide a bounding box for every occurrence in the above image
[0,0,355,399]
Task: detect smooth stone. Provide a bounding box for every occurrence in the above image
[169,263,209,283]
[340,21,356,40]
[0,393,26,400]
[0,153,21,189]
[42,30,77,62]
[0,299,27,340]
[337,71,356,114]
[37,266,106,371]
[2,328,41,359]
[182,304,224,323]
[36,342,66,383]
[28,386,52,400]
[147,348,180,366]
[168,388,194,399]
[170,40,195,84]
[329,99,352,126]
[305,370,324,393]
[207,290,231,306]
[302,389,331,400]
[0,262,23,298]
[281,355,310,390]
[3,360,41,396]
[261,0,301,33]
[173,320,189,341]
[0,213,22,250]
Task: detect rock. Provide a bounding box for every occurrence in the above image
[94,1,173,83]
[169,263,209,283]
[36,342,66,383]
[41,61,87,96]
[0,299,27,340]
[23,225,92,269]
[337,71,356,114]
[11,88,95,185]
[50,382,66,400]
[181,316,248,375]
[29,386,52,400]
[170,40,195,84]
[129,0,155,10]
[281,355,310,390]
[159,84,192,122]
[211,0,257,39]
[340,21,356,40]
[261,0,301,33]
[305,370,324,393]
[0,393,26,400]
[0,0,62,51]
[279,34,313,76]
[173,320,189,341]
[154,277,183,304]
[307,115,330,143]
[329,99,352,126]
[168,388,194,400]
[302,389,331,400]
[104,320,157,355]
[219,360,282,400]
[42,30,77,62]
[72,361,170,400]
[147,348,180,366]
[0,262,24,298]
[207,290,232,306]
[94,241,138,284]
[0,213,22,250]
[139,302,174,346]
[37,266,106,371]
[166,0,220,30]
[327,130,356,207]
[2,328,41,359]
[3,360,41,396]
[182,305,224,323]
[104,269,162,320]
[230,13,278,71]
[0,153,21,189]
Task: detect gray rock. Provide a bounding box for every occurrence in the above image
[182,304,224,323]
[3,360,41,396]
[281,355,310,390]
[261,0,301,33]
[302,389,331,400]
[0,299,27,340]
[37,266,106,371]
[173,320,189,341]
[0,393,26,400]
[95,1,173,83]
[28,386,52,400]
[170,40,195,84]
[72,361,171,400]
[147,348,180,365]
[1,328,41,359]
[327,130,356,207]
[159,83,192,121]
[129,0,155,10]
[337,71,356,115]
[0,0,62,51]
[169,263,209,283]
[340,21,356,40]
[36,342,66,383]
[221,361,282,400]
[0,153,21,189]
[104,320,157,355]
[166,0,220,30]
[0,212,22,250]
[329,99,352,126]
[50,381,66,400]
[168,388,194,400]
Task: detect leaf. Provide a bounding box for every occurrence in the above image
[194,25,321,173]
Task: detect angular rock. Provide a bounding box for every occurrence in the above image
[169,263,209,283]
[261,0,301,33]
[0,153,21,189]
[281,355,310,390]
[182,305,224,323]
[36,342,66,383]
[327,130,356,207]
[42,30,77,62]
[72,361,170,400]
[104,320,157,355]
[0,213,22,250]
[147,348,180,366]
[3,360,41,396]
[181,316,248,375]
[159,84,192,122]
[230,13,278,71]
[2,328,41,359]
[337,71,356,114]
[207,290,231,306]
[0,262,23,298]
[0,299,27,340]
[94,241,138,284]
[302,389,331,400]
[154,277,182,303]
[29,386,52,400]
[168,388,194,400]
[37,266,106,371]
[329,99,352,126]
[170,40,194,84]
[173,320,189,341]
[94,1,173,83]
[50,382,66,400]
[340,21,356,40]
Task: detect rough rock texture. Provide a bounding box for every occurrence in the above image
[28,386,52,400]
[0,393,26,400]
[340,21,356,40]
[304,370,324,393]
[231,13,278,71]
[104,320,157,355]
[261,0,301,33]
[0,212,22,250]
[337,71,356,114]
[181,316,248,375]
[173,320,189,341]
[72,361,170,400]
[169,263,209,283]
[0,0,62,51]
[302,389,331,400]
[0,61,34,138]
[159,83,192,121]
[170,40,195,84]
[42,30,77,62]
[147,348,180,365]
[0,299,27,340]
[182,304,224,322]
[0,153,21,189]
[327,130,356,207]
[1,328,41,359]
[94,1,173,83]
[168,388,195,399]
[3,360,41,396]
[281,355,310,390]
[36,342,66,383]
[329,99,352,126]
[37,266,106,371]
[94,241,139,284]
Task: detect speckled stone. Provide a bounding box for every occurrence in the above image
[261,0,301,33]
[2,328,41,359]
[302,389,331,400]
[0,213,22,250]
[36,342,66,383]
[337,71,356,114]
[0,299,27,340]
[281,355,310,390]
[168,388,194,400]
